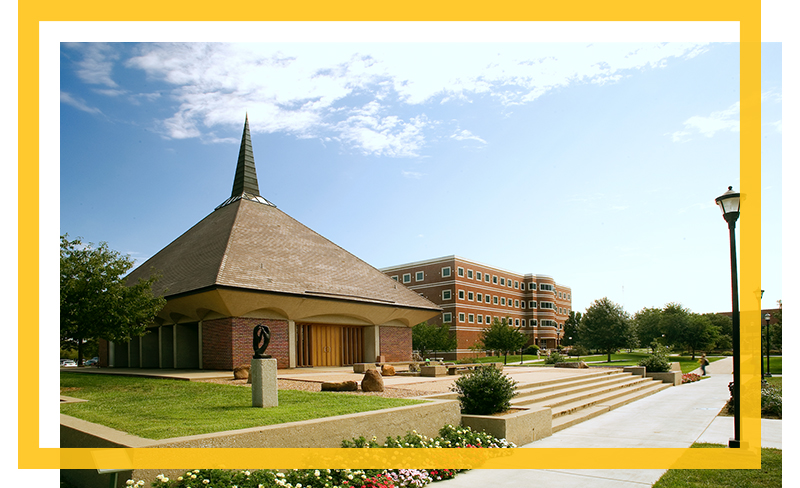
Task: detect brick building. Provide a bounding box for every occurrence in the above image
[380,256,572,359]
[100,116,440,370]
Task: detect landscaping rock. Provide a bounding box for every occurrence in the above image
[321,381,358,392]
[555,361,588,369]
[233,365,250,380]
[361,369,385,392]
[381,364,396,376]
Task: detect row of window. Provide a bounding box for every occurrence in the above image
[445,313,563,329]
[447,290,569,314]
[391,267,571,301]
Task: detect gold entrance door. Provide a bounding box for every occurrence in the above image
[312,325,342,366]
[296,324,364,367]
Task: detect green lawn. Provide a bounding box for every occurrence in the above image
[760,356,782,375]
[60,372,424,440]
[516,352,724,373]
[652,443,781,487]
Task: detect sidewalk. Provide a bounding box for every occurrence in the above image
[435,356,781,488]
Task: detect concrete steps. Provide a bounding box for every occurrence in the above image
[511,369,672,433]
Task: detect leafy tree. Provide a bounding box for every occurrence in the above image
[634,307,663,352]
[579,297,632,362]
[61,235,165,365]
[481,317,527,365]
[660,302,692,349]
[412,321,456,359]
[768,308,781,352]
[683,313,719,359]
[703,313,732,350]
[562,311,581,346]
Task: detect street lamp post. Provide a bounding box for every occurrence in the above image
[715,186,741,448]
[764,313,772,377]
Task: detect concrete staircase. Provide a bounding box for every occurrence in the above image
[511,369,672,432]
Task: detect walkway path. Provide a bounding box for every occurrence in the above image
[435,356,781,488]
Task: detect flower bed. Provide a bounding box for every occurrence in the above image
[127,426,510,488]
[681,373,702,384]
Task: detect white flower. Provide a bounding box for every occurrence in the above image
[203,479,210,484]
[126,481,134,486]
[314,470,320,476]
[177,477,183,481]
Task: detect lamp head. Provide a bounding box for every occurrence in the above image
[715,186,740,224]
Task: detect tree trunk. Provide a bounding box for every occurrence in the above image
[77,338,84,367]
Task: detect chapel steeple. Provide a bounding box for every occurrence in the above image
[216,114,275,209]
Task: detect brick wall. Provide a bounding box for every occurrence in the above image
[98,339,109,367]
[379,326,412,362]
[202,317,290,370]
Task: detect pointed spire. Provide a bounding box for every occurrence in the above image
[215,114,275,210]
[231,114,260,197]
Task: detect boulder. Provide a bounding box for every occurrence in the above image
[233,365,250,380]
[554,361,589,369]
[381,364,396,376]
[321,381,358,392]
[361,369,385,392]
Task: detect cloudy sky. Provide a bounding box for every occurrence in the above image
[58,39,782,316]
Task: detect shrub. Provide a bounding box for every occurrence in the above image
[569,345,589,357]
[761,382,782,418]
[544,351,565,364]
[450,365,518,415]
[523,345,540,355]
[638,342,671,372]
[682,373,702,384]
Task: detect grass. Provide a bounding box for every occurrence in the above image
[515,351,724,373]
[760,356,782,375]
[652,443,781,487]
[60,372,424,440]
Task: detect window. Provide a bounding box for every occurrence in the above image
[568,293,571,300]
[514,280,519,289]
[402,273,411,283]
[521,301,526,309]
[485,274,490,283]
[477,293,483,302]
[500,277,505,286]
[467,269,473,279]
[468,291,474,301]
[501,297,506,306]
[540,283,554,292]
[415,271,424,282]
[558,291,562,298]
[442,266,451,277]
[540,301,555,309]
[391,275,398,281]
[468,314,475,323]
[508,279,512,288]
[530,283,537,290]
[442,290,452,300]
[515,319,520,326]
[458,267,465,277]
[520,283,526,290]
[476,271,482,280]
[443,312,452,323]
[515,299,520,308]
[493,275,498,284]
[485,315,491,323]
[477,315,483,324]
[521,319,526,327]
[531,319,538,326]
[458,290,465,300]
[493,296,499,305]
[529,301,537,308]
[458,313,466,323]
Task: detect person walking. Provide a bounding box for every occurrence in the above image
[700,354,709,375]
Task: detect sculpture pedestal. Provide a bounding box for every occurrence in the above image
[251,358,278,408]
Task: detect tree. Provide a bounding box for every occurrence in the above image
[562,311,582,347]
[481,317,527,365]
[634,307,663,352]
[660,302,692,349]
[412,321,456,359]
[61,235,166,365]
[579,297,632,362]
[703,313,732,351]
[682,313,719,359]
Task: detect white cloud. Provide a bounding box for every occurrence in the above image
[451,129,487,144]
[670,101,740,142]
[70,42,713,155]
[60,91,102,115]
[402,170,425,179]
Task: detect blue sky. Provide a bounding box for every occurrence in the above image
[59,39,781,317]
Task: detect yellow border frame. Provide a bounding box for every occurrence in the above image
[20,0,762,473]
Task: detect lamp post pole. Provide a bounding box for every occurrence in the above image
[764,313,772,377]
[715,186,741,449]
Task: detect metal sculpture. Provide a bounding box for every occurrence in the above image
[252,324,272,359]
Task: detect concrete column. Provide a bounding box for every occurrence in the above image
[139,336,143,368]
[108,341,115,367]
[251,358,278,407]
[198,321,203,369]
[288,320,297,368]
[173,325,178,368]
[363,325,380,363]
[158,327,163,368]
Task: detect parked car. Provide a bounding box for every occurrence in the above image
[84,357,99,366]
[61,359,76,367]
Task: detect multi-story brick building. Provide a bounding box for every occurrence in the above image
[380,256,572,359]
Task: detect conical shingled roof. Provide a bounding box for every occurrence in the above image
[127,118,439,313]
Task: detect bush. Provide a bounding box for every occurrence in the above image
[569,345,589,357]
[450,365,517,415]
[544,351,565,364]
[523,345,540,355]
[761,382,782,418]
[638,342,671,372]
